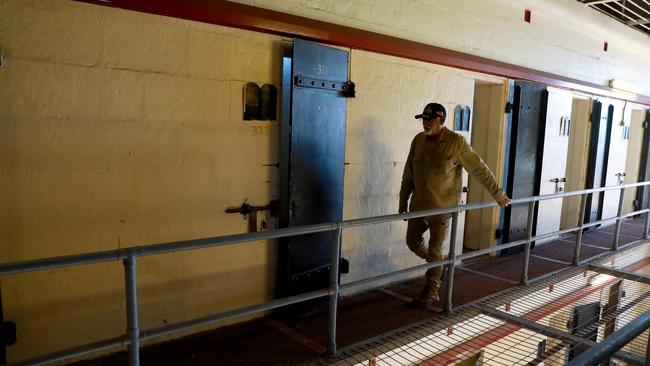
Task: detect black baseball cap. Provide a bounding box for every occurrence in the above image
[414,102,446,120]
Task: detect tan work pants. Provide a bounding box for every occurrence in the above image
[406,214,449,290]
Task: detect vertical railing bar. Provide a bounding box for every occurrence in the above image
[645,208,650,240]
[645,328,650,366]
[445,210,459,314]
[521,201,535,285]
[327,224,343,357]
[613,187,625,251]
[574,193,588,265]
[124,255,140,366]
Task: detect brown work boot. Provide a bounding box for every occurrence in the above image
[411,285,440,308]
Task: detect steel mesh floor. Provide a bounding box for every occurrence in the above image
[70,320,320,366]
[385,268,515,309]
[71,219,648,366]
[601,222,647,237]
[532,239,607,263]
[320,260,650,366]
[462,253,567,282]
[278,290,439,348]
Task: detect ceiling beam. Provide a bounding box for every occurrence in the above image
[584,0,621,5]
[627,17,650,25]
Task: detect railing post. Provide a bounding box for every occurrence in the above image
[645,328,650,366]
[328,224,343,357]
[124,255,140,366]
[521,201,535,285]
[573,194,587,265]
[645,208,650,240]
[613,187,625,251]
[445,210,459,314]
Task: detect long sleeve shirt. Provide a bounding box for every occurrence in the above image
[399,128,506,211]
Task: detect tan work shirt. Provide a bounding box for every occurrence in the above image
[399,128,506,211]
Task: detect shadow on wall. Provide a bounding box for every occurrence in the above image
[344,116,416,283]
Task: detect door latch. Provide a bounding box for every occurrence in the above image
[225,199,279,232]
[615,172,626,185]
[550,177,567,193]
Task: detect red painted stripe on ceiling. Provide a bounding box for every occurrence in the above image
[74,0,650,105]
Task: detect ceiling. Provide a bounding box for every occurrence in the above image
[579,0,650,37]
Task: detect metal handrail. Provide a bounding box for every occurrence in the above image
[567,309,650,366]
[3,181,650,276]
[6,181,650,366]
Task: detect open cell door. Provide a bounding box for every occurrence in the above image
[278,39,349,298]
[535,87,573,243]
[499,81,548,254]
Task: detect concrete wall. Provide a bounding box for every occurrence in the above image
[231,0,650,97]
[0,0,509,361]
[0,0,284,361]
[343,49,503,284]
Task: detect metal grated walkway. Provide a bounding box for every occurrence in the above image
[70,216,650,366]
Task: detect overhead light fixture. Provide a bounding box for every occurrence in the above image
[609,79,642,94]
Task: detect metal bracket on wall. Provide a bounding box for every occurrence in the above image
[559,116,571,136]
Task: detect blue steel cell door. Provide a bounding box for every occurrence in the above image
[499,81,548,255]
[584,101,613,225]
[635,110,650,212]
[277,39,348,298]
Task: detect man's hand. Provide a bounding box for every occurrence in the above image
[399,203,408,221]
[497,196,511,207]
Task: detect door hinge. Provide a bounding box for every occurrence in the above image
[505,102,513,113]
[643,121,648,129]
[294,75,356,98]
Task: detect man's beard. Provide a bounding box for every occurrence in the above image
[423,127,433,136]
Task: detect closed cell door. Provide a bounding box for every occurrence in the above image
[535,87,573,243]
[584,100,613,224]
[601,99,629,220]
[635,110,650,211]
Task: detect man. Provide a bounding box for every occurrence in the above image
[399,102,511,308]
